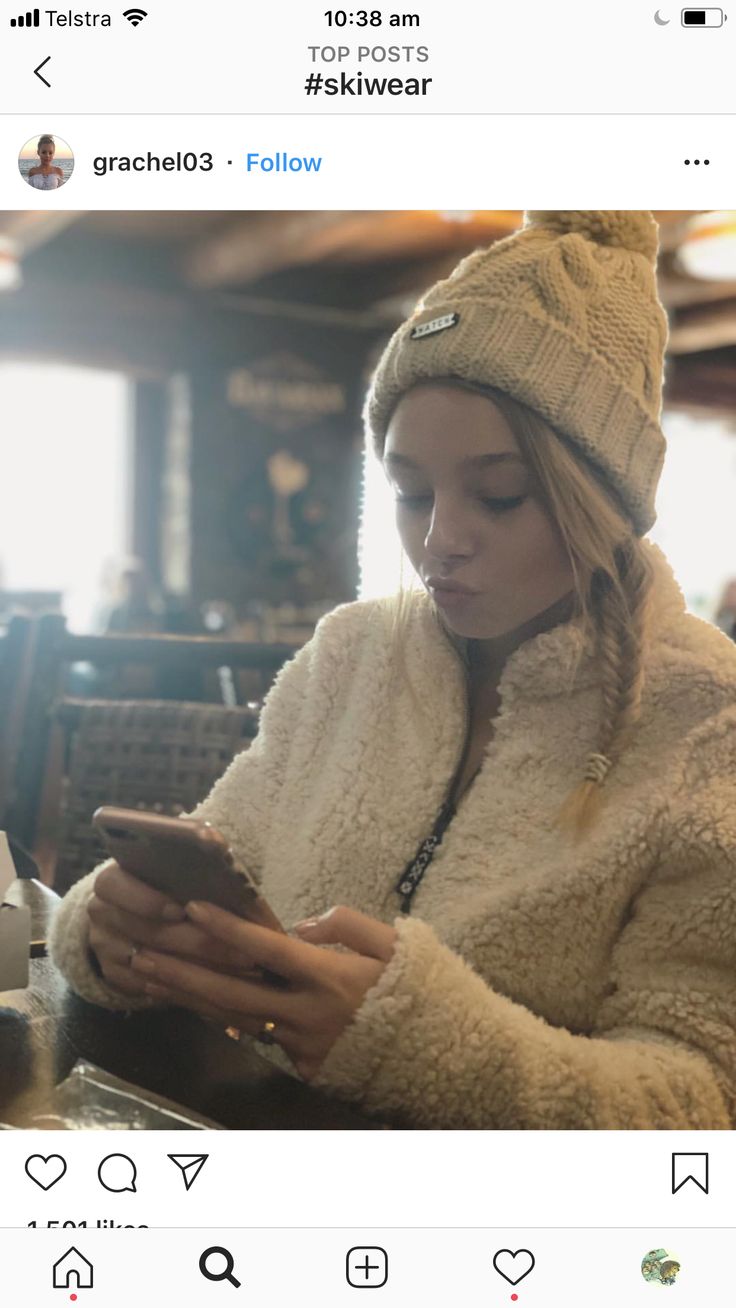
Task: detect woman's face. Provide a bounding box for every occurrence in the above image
[38,142,55,164]
[383,383,575,640]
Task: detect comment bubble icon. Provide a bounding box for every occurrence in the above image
[98,1153,137,1193]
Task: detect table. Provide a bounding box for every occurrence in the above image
[4,876,59,956]
[0,883,379,1130]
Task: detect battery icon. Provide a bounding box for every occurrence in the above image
[681,7,725,22]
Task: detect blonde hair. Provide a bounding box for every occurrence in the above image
[38,135,55,149]
[371,380,656,841]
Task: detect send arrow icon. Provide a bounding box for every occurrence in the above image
[168,1154,209,1191]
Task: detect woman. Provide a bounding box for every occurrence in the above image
[26,135,64,190]
[50,211,736,1129]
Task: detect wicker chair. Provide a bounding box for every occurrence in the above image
[5,613,297,860]
[43,698,261,895]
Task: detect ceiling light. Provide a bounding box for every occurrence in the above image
[678,211,736,281]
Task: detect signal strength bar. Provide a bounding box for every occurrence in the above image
[10,7,40,24]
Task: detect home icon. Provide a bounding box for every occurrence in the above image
[52,1246,94,1290]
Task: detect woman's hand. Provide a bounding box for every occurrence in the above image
[87,863,265,998]
[128,903,399,1080]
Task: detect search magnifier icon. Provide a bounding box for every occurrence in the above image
[199,1246,242,1288]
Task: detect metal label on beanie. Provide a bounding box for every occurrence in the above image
[409,312,460,340]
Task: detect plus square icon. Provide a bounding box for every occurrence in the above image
[346,1246,389,1288]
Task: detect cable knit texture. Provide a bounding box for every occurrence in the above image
[365,210,668,536]
[49,541,736,1128]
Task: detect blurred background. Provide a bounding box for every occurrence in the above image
[2,209,736,632]
[1,209,734,888]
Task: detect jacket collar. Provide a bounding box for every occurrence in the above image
[407,539,688,705]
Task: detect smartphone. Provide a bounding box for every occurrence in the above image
[92,806,283,933]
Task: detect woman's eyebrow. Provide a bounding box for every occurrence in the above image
[384,452,525,468]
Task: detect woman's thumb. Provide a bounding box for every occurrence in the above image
[293,906,396,961]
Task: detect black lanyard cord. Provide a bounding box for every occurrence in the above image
[395,796,457,914]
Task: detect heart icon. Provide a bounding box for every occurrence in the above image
[24,1154,67,1191]
[492,1249,536,1286]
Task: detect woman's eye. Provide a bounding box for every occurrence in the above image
[481,495,527,513]
[394,494,527,513]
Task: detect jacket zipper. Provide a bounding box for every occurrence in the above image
[394,656,472,914]
[444,656,472,807]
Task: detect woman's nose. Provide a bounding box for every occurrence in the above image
[423,501,473,558]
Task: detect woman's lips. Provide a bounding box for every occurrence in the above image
[427,583,479,609]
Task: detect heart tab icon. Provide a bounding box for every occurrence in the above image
[492,1248,536,1286]
[25,1154,67,1191]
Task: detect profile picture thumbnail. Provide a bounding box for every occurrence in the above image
[18,133,74,191]
[641,1248,682,1287]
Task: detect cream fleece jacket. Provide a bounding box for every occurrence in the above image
[49,541,736,1129]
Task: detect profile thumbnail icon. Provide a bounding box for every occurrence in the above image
[641,1248,682,1287]
[18,133,74,190]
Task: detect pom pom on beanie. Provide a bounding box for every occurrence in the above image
[524,210,659,262]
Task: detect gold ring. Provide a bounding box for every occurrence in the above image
[256,1019,278,1046]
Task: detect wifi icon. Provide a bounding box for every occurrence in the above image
[123,7,147,25]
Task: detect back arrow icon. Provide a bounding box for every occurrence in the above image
[34,56,51,87]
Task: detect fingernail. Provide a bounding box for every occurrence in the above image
[131,952,157,976]
[185,900,209,922]
[162,903,186,923]
[144,981,169,1000]
[293,917,319,935]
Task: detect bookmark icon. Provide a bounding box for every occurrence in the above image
[671,1152,709,1194]
[168,1153,209,1191]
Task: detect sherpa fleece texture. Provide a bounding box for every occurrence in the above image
[49,540,736,1129]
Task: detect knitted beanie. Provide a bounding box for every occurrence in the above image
[365,211,669,536]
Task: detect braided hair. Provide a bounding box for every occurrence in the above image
[556,539,654,835]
